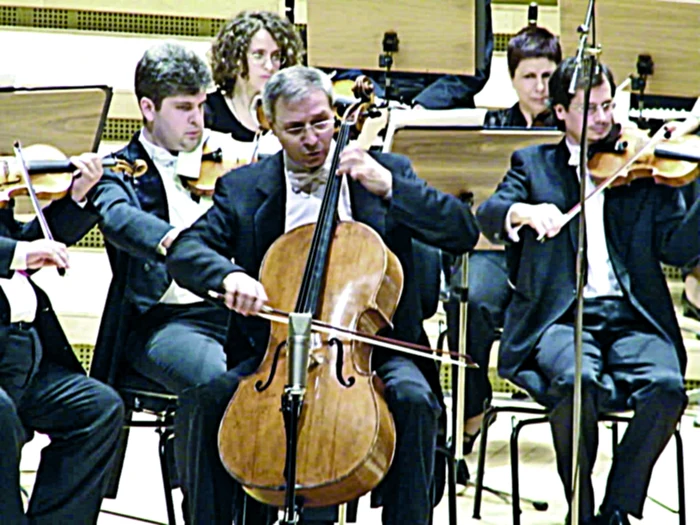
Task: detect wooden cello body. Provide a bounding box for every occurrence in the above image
[218,222,401,506]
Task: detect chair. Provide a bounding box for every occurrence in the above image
[101,368,179,525]
[471,398,686,525]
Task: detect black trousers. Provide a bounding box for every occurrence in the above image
[127,302,229,395]
[176,354,442,525]
[534,297,686,522]
[0,324,124,524]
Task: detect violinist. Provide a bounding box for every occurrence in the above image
[87,42,233,522]
[0,153,125,523]
[205,10,304,154]
[443,23,563,458]
[477,57,700,525]
[165,65,479,525]
[676,109,700,320]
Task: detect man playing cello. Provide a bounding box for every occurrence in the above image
[165,65,480,524]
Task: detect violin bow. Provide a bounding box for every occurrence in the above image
[538,124,676,242]
[208,291,475,368]
[13,141,65,276]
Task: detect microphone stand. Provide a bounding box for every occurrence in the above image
[280,312,312,524]
[568,2,599,524]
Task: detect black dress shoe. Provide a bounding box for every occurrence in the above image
[595,509,631,525]
[682,291,700,322]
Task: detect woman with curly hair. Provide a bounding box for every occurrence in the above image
[205,10,304,145]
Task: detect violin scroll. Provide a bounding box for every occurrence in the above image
[109,157,148,178]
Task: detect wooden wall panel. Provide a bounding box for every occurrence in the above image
[561,0,700,97]
[307,0,475,75]
[2,0,282,19]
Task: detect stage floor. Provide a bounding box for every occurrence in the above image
[19,393,700,524]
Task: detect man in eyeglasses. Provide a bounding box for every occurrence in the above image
[165,65,480,525]
[477,57,698,525]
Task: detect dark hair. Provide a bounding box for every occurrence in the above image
[210,11,305,97]
[135,41,211,110]
[507,26,562,78]
[548,57,616,110]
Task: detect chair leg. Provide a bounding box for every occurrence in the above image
[104,424,131,499]
[472,407,496,519]
[510,420,523,525]
[447,448,458,525]
[510,416,551,525]
[158,427,177,525]
[675,429,685,525]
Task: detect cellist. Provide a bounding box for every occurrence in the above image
[166,65,480,525]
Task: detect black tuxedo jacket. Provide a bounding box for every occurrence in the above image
[166,151,479,385]
[477,139,700,401]
[0,198,99,374]
[88,133,179,383]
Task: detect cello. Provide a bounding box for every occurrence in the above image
[217,80,399,512]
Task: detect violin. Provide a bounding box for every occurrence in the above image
[184,124,268,197]
[184,142,250,197]
[553,119,700,235]
[588,125,700,188]
[6,142,146,276]
[0,144,145,206]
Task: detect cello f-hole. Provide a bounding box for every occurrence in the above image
[255,341,287,392]
[330,338,355,388]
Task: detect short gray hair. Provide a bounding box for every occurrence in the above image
[135,41,212,109]
[262,65,333,124]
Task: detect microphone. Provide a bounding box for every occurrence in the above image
[528,2,538,26]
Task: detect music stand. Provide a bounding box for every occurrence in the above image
[386,120,562,213]
[386,121,562,503]
[0,85,112,155]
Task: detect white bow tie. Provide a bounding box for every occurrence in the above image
[287,167,329,194]
[151,149,178,170]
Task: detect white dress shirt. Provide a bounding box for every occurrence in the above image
[138,131,212,305]
[0,242,37,323]
[284,142,353,233]
[505,140,622,298]
[566,142,622,298]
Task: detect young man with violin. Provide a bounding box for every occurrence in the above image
[87,42,238,523]
[0,153,125,523]
[478,57,700,525]
[165,65,479,525]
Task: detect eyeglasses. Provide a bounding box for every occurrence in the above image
[282,118,335,138]
[248,50,283,66]
[569,100,616,116]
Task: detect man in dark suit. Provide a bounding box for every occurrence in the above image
[0,154,124,523]
[165,65,479,525]
[477,57,698,525]
[88,43,233,521]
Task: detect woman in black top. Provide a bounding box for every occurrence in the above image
[449,25,562,455]
[483,26,561,129]
[205,11,305,142]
